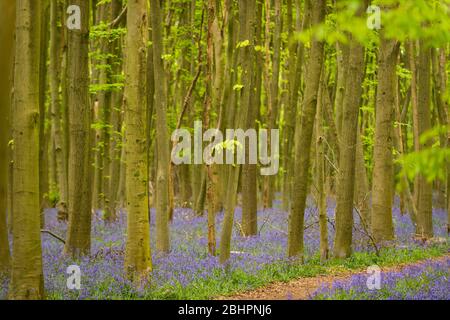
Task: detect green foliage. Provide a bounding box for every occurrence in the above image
[89,82,124,94]
[236,40,250,49]
[232,84,244,91]
[397,126,450,183]
[90,22,126,43]
[380,0,450,46]
[293,0,450,47]
[47,188,60,207]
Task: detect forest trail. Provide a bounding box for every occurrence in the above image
[217,254,450,300]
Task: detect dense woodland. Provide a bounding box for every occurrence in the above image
[0,0,449,300]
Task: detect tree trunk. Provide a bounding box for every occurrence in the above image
[354,131,370,226]
[219,0,256,264]
[150,0,170,253]
[287,0,326,259]
[413,41,433,239]
[263,0,282,209]
[316,71,328,262]
[39,1,50,223]
[242,0,260,236]
[335,42,349,139]
[282,0,310,211]
[93,3,113,211]
[64,0,93,258]
[432,48,449,233]
[0,0,15,275]
[371,37,399,241]
[104,1,125,222]
[123,0,152,279]
[333,3,367,258]
[10,0,45,299]
[50,0,68,221]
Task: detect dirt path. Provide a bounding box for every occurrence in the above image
[217,254,449,300]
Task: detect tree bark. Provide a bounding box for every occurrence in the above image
[10,0,45,299]
[150,0,170,253]
[333,2,367,258]
[287,0,326,259]
[263,0,282,209]
[39,1,50,222]
[432,48,449,233]
[316,71,329,262]
[371,37,399,241]
[242,0,260,236]
[123,0,152,278]
[50,0,68,221]
[219,0,256,264]
[0,0,15,275]
[282,0,311,211]
[64,0,93,258]
[413,41,433,239]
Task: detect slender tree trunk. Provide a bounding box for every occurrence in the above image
[413,40,433,239]
[0,0,15,275]
[91,3,112,210]
[282,0,310,211]
[432,48,449,233]
[123,0,152,278]
[106,91,123,221]
[263,0,282,209]
[333,2,367,258]
[316,72,328,262]
[60,0,70,214]
[287,0,326,259]
[335,42,349,139]
[393,76,417,220]
[39,1,50,222]
[219,0,256,264]
[104,1,124,222]
[117,131,127,208]
[354,131,370,226]
[64,0,93,258]
[194,168,207,215]
[371,37,399,241]
[147,5,156,214]
[205,0,218,253]
[150,0,170,252]
[10,0,45,299]
[50,0,68,221]
[242,0,260,236]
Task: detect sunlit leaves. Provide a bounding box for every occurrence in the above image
[293,0,450,46]
[397,126,450,183]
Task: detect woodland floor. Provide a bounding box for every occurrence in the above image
[218,254,450,300]
[2,202,447,299]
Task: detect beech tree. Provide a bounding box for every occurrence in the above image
[64,0,92,257]
[371,37,400,241]
[0,0,15,275]
[333,0,368,259]
[123,0,152,278]
[10,0,45,299]
[219,0,256,264]
[288,0,326,259]
[150,0,170,253]
[413,41,433,239]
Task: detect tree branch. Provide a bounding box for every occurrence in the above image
[41,229,66,244]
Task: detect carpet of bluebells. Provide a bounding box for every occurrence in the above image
[311,257,449,300]
[0,198,448,299]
